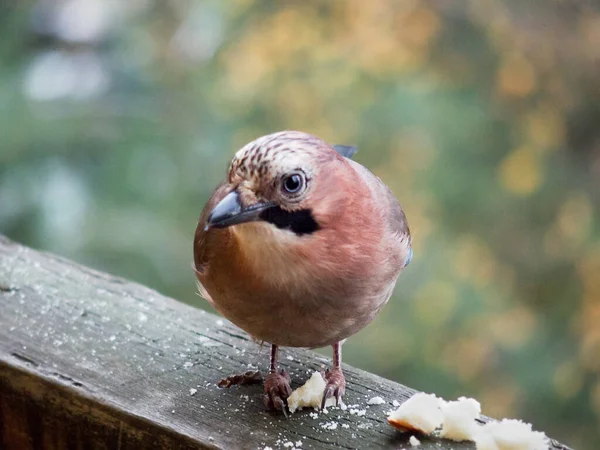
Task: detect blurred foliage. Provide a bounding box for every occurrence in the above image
[1,0,599,448]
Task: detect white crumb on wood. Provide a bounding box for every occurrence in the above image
[409,436,421,447]
[189,388,197,396]
[287,371,335,413]
[387,393,444,434]
[439,396,481,441]
[475,419,548,450]
[216,319,224,326]
[349,408,366,416]
[320,421,338,430]
[367,396,386,405]
[286,355,294,360]
[392,400,401,407]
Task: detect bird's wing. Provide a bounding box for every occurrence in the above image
[193,182,231,275]
[332,144,358,159]
[346,158,412,266]
[386,188,412,267]
[386,187,410,238]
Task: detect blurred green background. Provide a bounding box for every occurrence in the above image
[1,1,599,448]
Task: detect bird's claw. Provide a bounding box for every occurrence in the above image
[321,367,345,409]
[217,370,263,388]
[263,369,292,418]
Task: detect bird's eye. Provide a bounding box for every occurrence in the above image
[282,173,304,194]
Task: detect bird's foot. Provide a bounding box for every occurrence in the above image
[321,367,345,408]
[263,369,292,418]
[217,370,263,388]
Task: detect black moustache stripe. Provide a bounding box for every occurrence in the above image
[259,207,320,236]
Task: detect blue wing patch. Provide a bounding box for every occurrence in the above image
[332,144,358,159]
[404,247,413,267]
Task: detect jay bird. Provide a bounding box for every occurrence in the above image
[194,131,412,416]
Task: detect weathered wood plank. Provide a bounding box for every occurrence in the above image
[0,236,570,450]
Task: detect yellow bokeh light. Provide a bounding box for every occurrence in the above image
[557,192,593,243]
[414,281,458,327]
[453,235,497,288]
[498,147,543,195]
[487,306,537,350]
[577,245,600,303]
[442,336,494,382]
[579,330,600,372]
[524,103,566,150]
[497,53,537,98]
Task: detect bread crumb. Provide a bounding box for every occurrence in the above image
[189,388,197,396]
[387,393,444,434]
[409,436,421,447]
[439,396,481,441]
[475,431,498,450]
[320,421,338,430]
[475,419,548,450]
[288,372,335,413]
[367,396,386,405]
[349,408,366,416]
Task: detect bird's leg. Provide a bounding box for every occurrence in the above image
[263,344,292,417]
[321,341,346,408]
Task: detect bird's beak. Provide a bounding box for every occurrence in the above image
[206,190,273,230]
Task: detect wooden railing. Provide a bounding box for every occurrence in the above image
[0,236,571,450]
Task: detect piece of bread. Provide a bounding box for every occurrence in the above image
[387,393,444,434]
[288,371,336,413]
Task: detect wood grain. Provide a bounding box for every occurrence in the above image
[0,236,571,450]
